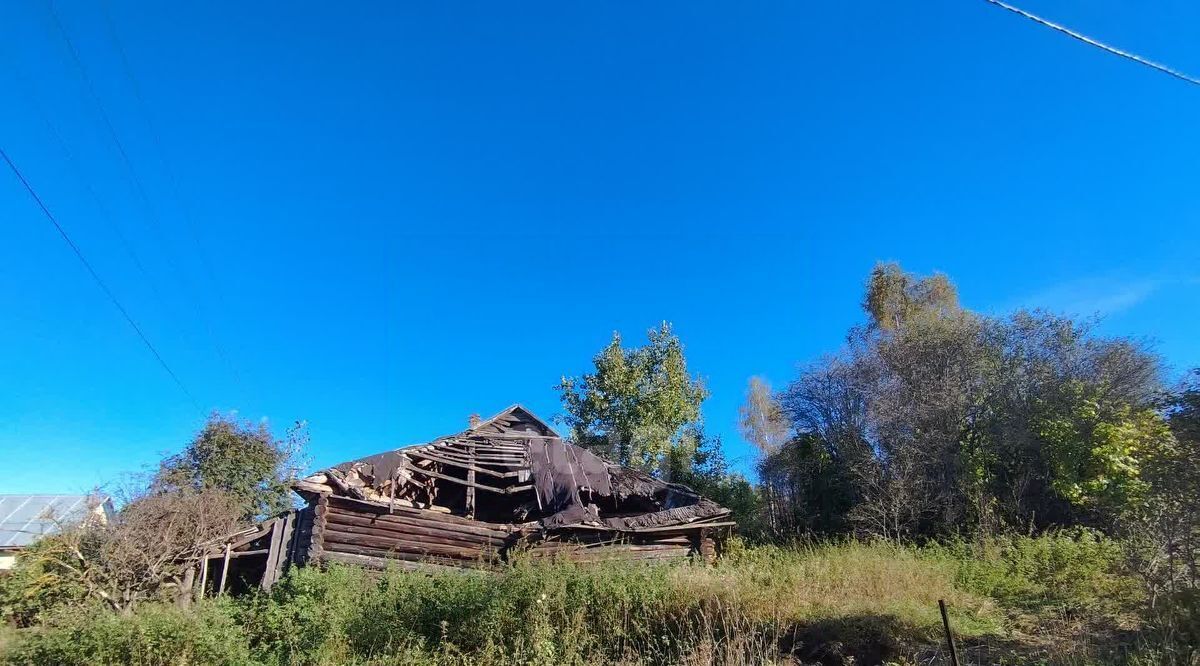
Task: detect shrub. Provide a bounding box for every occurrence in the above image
[1,601,251,666]
[927,529,1144,627]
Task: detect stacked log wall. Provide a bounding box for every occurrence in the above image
[305,496,717,569]
[317,496,508,568]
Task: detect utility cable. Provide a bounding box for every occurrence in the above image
[1,146,202,413]
[983,0,1200,86]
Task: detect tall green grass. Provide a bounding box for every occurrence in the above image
[1,535,1184,666]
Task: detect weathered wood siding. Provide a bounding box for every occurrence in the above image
[317,495,508,568]
[306,495,712,568]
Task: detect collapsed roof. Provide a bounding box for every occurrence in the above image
[294,405,731,534]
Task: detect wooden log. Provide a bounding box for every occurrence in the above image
[321,550,469,573]
[326,499,512,537]
[325,514,505,549]
[309,495,329,564]
[326,510,505,542]
[569,548,690,563]
[322,540,495,567]
[323,529,495,560]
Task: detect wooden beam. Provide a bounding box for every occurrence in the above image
[465,442,476,520]
[406,450,522,478]
[261,514,284,590]
[217,543,232,596]
[408,466,510,494]
[198,557,208,597]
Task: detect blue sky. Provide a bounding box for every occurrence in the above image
[1,0,1198,494]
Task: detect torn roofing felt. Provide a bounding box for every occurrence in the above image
[295,404,732,532]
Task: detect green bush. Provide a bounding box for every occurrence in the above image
[1,601,251,666]
[0,537,1171,665]
[926,529,1144,626]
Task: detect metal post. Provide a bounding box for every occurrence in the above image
[939,599,960,666]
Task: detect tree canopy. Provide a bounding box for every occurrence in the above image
[556,322,708,473]
[153,413,308,522]
[754,262,1174,541]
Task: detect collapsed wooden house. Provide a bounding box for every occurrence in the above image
[200,405,734,593]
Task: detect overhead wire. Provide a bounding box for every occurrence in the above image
[1,45,183,327]
[982,0,1200,86]
[42,0,246,397]
[97,0,247,391]
[1,146,202,413]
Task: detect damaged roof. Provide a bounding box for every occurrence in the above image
[294,405,732,533]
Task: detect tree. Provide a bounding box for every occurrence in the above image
[738,377,790,536]
[154,413,308,521]
[768,263,1169,541]
[665,425,762,533]
[863,261,960,332]
[1120,371,1200,606]
[0,488,243,621]
[738,376,788,456]
[557,322,708,472]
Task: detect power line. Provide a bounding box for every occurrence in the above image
[1,45,182,327]
[1,146,202,413]
[97,0,248,392]
[42,0,246,396]
[982,0,1200,86]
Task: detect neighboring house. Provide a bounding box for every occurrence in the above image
[198,405,735,594]
[0,494,115,571]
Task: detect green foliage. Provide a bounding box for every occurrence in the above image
[737,376,788,456]
[774,263,1169,540]
[557,322,708,472]
[928,529,1142,624]
[1035,386,1174,513]
[4,537,1186,665]
[863,261,960,332]
[1,601,251,666]
[155,414,308,521]
[0,536,91,627]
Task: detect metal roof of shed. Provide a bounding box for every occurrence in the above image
[0,494,110,549]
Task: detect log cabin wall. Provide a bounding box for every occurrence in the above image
[285,405,734,575]
[316,495,509,569]
[303,495,717,569]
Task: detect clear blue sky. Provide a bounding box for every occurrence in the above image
[2,1,1198,494]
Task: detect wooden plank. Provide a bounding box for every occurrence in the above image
[323,534,496,562]
[406,466,511,494]
[260,519,283,590]
[321,550,470,573]
[322,544,492,570]
[325,514,505,548]
[199,555,208,596]
[323,530,494,559]
[217,543,232,596]
[327,496,514,535]
[407,450,521,478]
[465,442,475,519]
[438,454,526,465]
[289,507,313,566]
[275,510,295,581]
